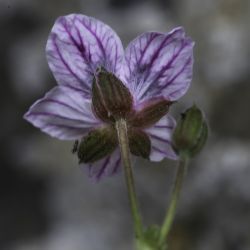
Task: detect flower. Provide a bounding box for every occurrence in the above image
[24,14,194,181]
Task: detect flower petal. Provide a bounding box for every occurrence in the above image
[124,27,194,104]
[83,149,121,182]
[46,14,124,97]
[144,115,177,161]
[24,86,101,140]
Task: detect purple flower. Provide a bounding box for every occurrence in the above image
[24,14,194,181]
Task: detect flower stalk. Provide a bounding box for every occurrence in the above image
[115,119,144,241]
[158,153,189,247]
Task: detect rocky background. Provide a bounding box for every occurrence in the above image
[0,0,249,249]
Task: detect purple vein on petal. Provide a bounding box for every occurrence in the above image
[37,98,84,114]
[60,16,94,72]
[153,41,188,84]
[149,134,171,144]
[153,124,173,129]
[137,33,159,66]
[96,156,110,180]
[77,17,107,60]
[51,34,90,90]
[143,29,182,82]
[62,20,86,58]
[26,112,94,123]
[41,123,92,130]
[112,157,121,175]
[160,56,192,90]
[62,84,90,96]
[152,145,166,154]
[139,40,189,100]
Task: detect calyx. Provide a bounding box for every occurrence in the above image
[74,68,173,163]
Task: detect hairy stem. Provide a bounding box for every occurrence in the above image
[115,118,143,241]
[158,154,189,246]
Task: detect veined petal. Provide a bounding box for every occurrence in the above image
[124,27,194,104]
[46,14,124,97]
[24,86,102,140]
[144,115,177,161]
[83,149,121,182]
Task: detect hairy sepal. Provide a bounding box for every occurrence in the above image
[130,98,172,128]
[92,68,133,122]
[77,126,117,163]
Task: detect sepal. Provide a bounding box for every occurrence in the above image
[130,98,172,128]
[77,126,117,163]
[92,68,133,121]
[128,129,151,159]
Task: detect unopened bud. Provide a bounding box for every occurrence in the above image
[172,105,208,157]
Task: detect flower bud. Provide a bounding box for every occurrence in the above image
[172,105,208,157]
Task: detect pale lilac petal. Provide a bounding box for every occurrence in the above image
[144,115,177,161]
[83,149,121,182]
[46,14,124,97]
[124,27,194,104]
[24,86,102,140]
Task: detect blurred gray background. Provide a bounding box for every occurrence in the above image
[0,0,249,249]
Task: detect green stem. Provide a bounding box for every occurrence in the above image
[158,153,189,246]
[115,118,143,241]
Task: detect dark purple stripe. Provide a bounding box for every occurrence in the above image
[140,41,188,100]
[77,17,106,60]
[153,41,188,84]
[37,98,83,114]
[62,84,90,96]
[137,33,159,66]
[112,157,121,175]
[57,23,93,90]
[96,156,110,180]
[60,17,86,58]
[114,43,118,71]
[154,124,173,129]
[126,49,133,75]
[27,111,84,122]
[70,18,93,66]
[41,123,86,131]
[52,35,87,86]
[150,134,171,144]
[143,29,181,82]
[161,56,192,89]
[152,145,166,154]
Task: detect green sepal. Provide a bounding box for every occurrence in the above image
[128,128,151,159]
[92,68,133,121]
[130,98,172,128]
[77,126,117,163]
[189,121,208,157]
[172,105,208,157]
